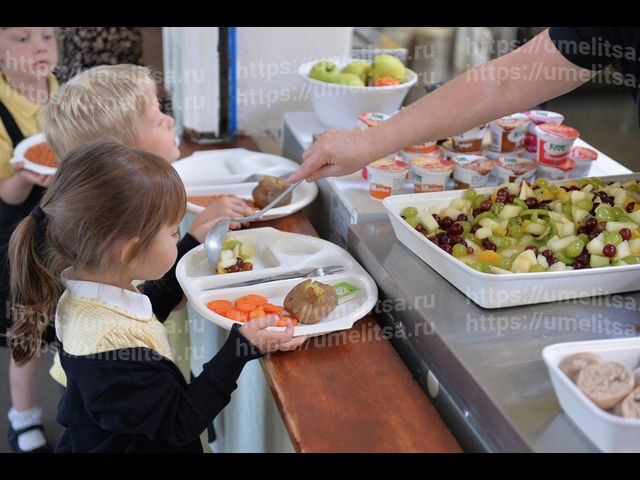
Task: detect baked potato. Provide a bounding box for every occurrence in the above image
[283,279,338,324]
[252,175,292,209]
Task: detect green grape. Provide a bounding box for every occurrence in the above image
[604,231,623,246]
[472,194,488,210]
[406,216,419,228]
[595,206,613,222]
[498,256,513,270]
[562,204,573,216]
[535,178,548,188]
[491,202,505,216]
[402,206,418,218]
[576,200,593,212]
[565,239,585,258]
[548,185,559,195]
[464,188,477,200]
[458,221,471,234]
[473,211,495,224]
[508,223,524,239]
[529,264,546,273]
[578,233,589,245]
[554,251,575,265]
[611,206,628,221]
[452,244,467,258]
[623,255,640,264]
[497,238,512,249]
[466,261,483,272]
[481,262,493,273]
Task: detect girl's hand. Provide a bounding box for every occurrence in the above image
[239,315,308,353]
[13,161,54,188]
[189,197,255,241]
[189,217,243,243]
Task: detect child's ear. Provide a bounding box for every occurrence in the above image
[118,236,142,266]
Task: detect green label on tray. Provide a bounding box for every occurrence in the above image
[333,282,361,299]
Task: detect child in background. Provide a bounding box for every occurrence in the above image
[0,26,59,453]
[44,64,255,390]
[8,141,306,452]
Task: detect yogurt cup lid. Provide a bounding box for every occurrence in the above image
[536,123,580,139]
[357,112,391,129]
[493,113,529,129]
[523,110,564,125]
[411,156,455,172]
[569,146,598,162]
[538,158,576,172]
[453,155,494,175]
[496,156,537,175]
[404,142,438,153]
[368,158,409,173]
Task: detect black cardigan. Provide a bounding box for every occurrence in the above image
[56,324,262,452]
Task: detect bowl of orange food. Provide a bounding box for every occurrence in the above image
[11,133,59,175]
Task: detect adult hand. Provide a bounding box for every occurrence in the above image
[239,315,308,353]
[290,128,377,183]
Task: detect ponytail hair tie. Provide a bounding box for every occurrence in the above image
[29,206,46,223]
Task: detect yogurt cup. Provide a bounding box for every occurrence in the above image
[366,158,409,200]
[489,113,529,152]
[452,154,494,189]
[452,124,489,153]
[523,110,564,153]
[495,156,537,184]
[484,147,525,161]
[411,156,455,193]
[440,139,481,159]
[536,158,576,181]
[569,146,598,178]
[536,124,580,165]
[402,144,442,164]
[356,112,392,130]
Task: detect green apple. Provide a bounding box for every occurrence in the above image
[334,73,365,87]
[341,61,371,84]
[308,61,340,83]
[368,54,406,83]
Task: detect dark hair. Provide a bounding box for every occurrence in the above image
[8,141,186,365]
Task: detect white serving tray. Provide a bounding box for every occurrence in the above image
[176,227,378,337]
[10,133,57,175]
[172,148,301,187]
[542,337,640,452]
[185,180,318,221]
[382,181,640,309]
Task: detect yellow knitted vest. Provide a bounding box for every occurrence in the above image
[55,291,176,362]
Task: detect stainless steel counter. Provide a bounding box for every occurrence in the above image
[347,221,640,452]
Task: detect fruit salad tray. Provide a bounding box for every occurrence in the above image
[176,227,378,337]
[383,173,640,308]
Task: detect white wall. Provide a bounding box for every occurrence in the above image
[236,27,352,153]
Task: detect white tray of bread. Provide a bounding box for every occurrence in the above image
[543,336,640,452]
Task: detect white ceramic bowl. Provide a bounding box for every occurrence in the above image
[298,57,418,129]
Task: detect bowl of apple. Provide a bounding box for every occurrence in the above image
[298,55,418,129]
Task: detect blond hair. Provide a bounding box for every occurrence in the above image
[45,64,156,158]
[8,141,186,365]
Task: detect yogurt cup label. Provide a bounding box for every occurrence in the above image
[367,158,409,200]
[411,157,454,193]
[357,112,391,130]
[536,124,580,165]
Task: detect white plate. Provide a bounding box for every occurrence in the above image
[185,180,318,221]
[542,337,640,452]
[176,227,378,337]
[10,133,57,175]
[383,182,640,309]
[172,148,301,188]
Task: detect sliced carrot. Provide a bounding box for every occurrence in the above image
[248,308,266,320]
[235,300,258,313]
[262,303,284,314]
[207,299,233,313]
[237,294,268,306]
[225,309,248,322]
[277,315,298,327]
